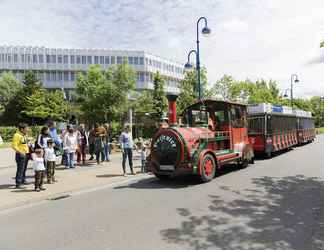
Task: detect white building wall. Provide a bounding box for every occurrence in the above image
[0,46,184,93]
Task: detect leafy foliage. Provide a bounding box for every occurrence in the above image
[76,62,136,123]
[177,68,209,115]
[22,89,68,121]
[152,71,168,120]
[0,72,22,112]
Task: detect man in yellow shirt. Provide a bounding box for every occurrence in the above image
[11,123,29,188]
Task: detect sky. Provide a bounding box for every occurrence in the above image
[1,0,324,98]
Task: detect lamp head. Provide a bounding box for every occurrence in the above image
[184,62,193,69]
[283,94,288,98]
[202,26,211,36]
[294,78,299,83]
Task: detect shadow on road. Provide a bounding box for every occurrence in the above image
[114,176,202,190]
[0,184,15,189]
[161,175,324,250]
[96,174,124,178]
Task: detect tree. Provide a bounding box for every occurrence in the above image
[0,72,22,112]
[133,90,154,115]
[1,71,43,124]
[152,71,168,120]
[76,62,136,123]
[22,70,42,95]
[177,68,209,115]
[211,75,238,101]
[22,89,68,121]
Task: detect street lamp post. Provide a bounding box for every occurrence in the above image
[184,17,211,100]
[290,74,299,108]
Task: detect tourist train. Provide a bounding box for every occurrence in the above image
[148,96,315,182]
[247,103,315,157]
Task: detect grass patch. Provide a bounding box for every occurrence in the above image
[0,142,10,149]
[316,127,324,134]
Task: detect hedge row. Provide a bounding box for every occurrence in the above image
[0,126,42,142]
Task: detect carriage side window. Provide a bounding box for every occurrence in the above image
[231,106,246,128]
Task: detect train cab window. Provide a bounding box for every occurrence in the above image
[191,110,208,127]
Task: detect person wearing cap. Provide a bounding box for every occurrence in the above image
[11,123,30,188]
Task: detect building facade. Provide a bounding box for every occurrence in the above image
[0,46,184,93]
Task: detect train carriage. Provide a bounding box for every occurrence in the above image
[149,96,254,183]
[296,113,316,144]
[247,103,315,157]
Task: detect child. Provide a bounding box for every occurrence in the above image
[44,139,57,184]
[140,144,147,173]
[33,148,46,192]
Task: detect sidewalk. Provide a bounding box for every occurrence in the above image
[0,152,150,211]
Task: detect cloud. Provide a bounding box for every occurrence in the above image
[1,0,324,96]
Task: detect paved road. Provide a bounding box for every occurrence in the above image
[0,148,15,169]
[1,135,324,250]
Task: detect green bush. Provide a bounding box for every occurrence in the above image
[316,127,324,135]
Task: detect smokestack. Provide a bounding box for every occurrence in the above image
[166,94,178,125]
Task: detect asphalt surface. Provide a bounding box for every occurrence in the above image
[1,135,324,250]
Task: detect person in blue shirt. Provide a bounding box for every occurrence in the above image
[48,121,61,147]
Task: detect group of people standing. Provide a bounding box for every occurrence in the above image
[11,121,144,192]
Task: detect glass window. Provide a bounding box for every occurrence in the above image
[64,72,69,81]
[139,72,145,82]
[76,56,81,64]
[27,54,31,63]
[38,55,43,63]
[7,54,12,63]
[14,54,18,63]
[58,55,62,64]
[52,71,57,81]
[100,56,104,64]
[70,55,75,64]
[111,56,115,64]
[38,72,44,81]
[128,57,134,64]
[87,56,92,64]
[46,55,50,63]
[46,72,50,81]
[63,55,68,64]
[32,54,37,63]
[81,56,86,64]
[117,56,122,64]
[231,106,246,128]
[94,56,99,64]
[139,57,144,65]
[51,55,56,64]
[134,57,139,65]
[71,72,75,81]
[105,56,109,64]
[58,71,63,81]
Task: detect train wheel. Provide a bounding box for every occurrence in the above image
[154,174,171,181]
[200,154,216,183]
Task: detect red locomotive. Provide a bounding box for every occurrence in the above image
[247,103,315,157]
[149,95,254,182]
